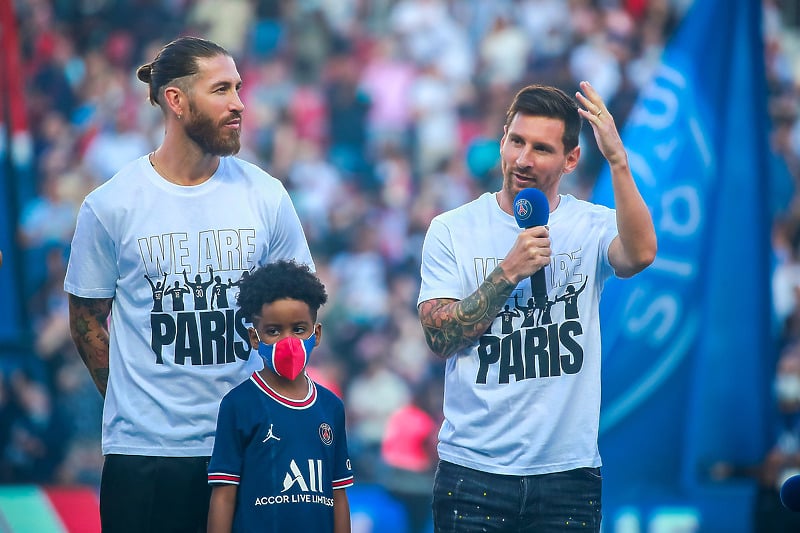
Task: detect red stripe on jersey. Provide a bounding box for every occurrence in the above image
[332,476,354,489]
[208,473,240,484]
[251,372,317,408]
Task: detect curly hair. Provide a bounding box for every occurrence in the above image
[236,260,327,322]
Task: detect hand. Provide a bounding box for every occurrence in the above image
[500,226,551,284]
[575,80,627,168]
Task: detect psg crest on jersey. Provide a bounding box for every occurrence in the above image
[319,423,333,445]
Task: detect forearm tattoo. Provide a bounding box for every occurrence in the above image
[419,266,516,358]
[68,294,112,396]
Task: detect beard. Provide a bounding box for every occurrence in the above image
[184,104,241,156]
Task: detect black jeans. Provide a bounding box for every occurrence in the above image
[432,460,602,532]
[100,454,211,533]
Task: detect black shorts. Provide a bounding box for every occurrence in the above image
[100,454,211,533]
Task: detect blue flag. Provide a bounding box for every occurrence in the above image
[591,0,772,529]
[0,0,31,346]
[0,158,21,345]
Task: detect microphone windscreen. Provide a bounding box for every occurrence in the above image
[513,188,550,228]
[781,474,800,511]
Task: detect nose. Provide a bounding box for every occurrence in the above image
[515,147,533,168]
[230,91,244,113]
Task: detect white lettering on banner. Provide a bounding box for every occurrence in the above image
[629,65,684,131]
[599,61,712,433]
[660,186,701,238]
[622,287,678,343]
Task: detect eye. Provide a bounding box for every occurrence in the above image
[293,325,308,335]
[264,327,280,337]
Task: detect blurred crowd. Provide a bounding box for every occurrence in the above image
[4,0,800,529]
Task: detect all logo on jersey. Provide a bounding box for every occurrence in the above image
[253,459,335,507]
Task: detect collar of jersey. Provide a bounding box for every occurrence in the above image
[250,372,317,409]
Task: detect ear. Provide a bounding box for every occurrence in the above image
[313,323,322,347]
[562,145,580,175]
[163,85,185,120]
[248,327,260,350]
[499,124,509,151]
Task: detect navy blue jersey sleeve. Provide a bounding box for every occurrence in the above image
[208,389,245,485]
[330,392,354,489]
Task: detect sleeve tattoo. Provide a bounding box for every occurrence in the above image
[68,294,112,397]
[418,266,516,358]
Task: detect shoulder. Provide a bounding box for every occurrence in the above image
[221,376,257,405]
[553,194,615,224]
[220,158,295,208]
[84,157,148,203]
[431,192,494,226]
[313,382,345,410]
[225,157,286,189]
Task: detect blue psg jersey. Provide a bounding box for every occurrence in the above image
[208,372,354,532]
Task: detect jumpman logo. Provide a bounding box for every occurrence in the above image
[262,424,281,443]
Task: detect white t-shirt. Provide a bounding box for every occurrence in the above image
[64,155,313,457]
[418,192,617,475]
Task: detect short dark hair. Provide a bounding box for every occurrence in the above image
[236,260,327,322]
[504,85,582,153]
[136,36,230,106]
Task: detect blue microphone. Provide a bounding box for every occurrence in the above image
[513,188,550,304]
[781,473,800,511]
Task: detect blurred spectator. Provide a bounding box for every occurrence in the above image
[379,373,443,533]
[477,14,530,90]
[82,103,152,185]
[346,358,411,480]
[711,342,800,532]
[358,36,416,157]
[408,61,460,176]
[0,369,69,483]
[324,48,372,180]
[187,0,254,59]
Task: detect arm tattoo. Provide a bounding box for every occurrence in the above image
[68,294,112,397]
[419,266,516,359]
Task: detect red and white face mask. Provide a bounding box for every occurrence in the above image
[257,334,316,380]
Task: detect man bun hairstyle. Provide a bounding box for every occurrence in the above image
[136,36,230,106]
[237,260,328,322]
[505,85,583,153]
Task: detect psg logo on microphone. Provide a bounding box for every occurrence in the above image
[515,198,533,222]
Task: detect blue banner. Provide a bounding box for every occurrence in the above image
[591,0,772,530]
[0,144,23,346]
[0,0,28,347]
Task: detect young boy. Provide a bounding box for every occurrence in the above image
[207,260,353,532]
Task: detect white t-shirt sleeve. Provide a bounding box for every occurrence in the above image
[64,200,118,298]
[269,187,315,269]
[418,216,463,305]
